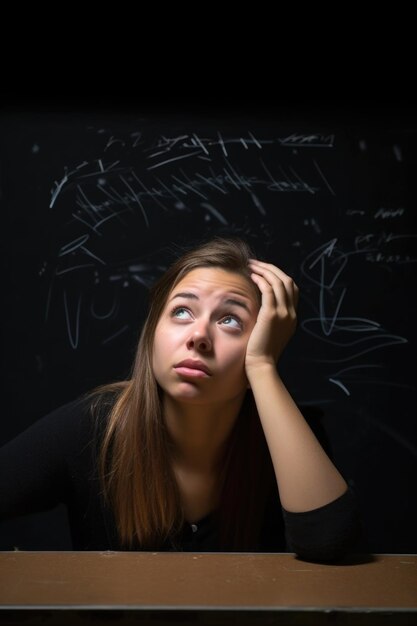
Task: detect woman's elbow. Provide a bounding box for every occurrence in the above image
[287,525,361,563]
[283,489,363,563]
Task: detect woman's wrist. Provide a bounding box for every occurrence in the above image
[246,360,279,384]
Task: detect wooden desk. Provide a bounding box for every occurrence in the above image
[0,552,416,624]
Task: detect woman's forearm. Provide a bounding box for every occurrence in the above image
[247,363,348,513]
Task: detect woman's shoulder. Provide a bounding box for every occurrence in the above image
[15,382,126,451]
[83,381,127,416]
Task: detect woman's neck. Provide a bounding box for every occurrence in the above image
[163,393,245,474]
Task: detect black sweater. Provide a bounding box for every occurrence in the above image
[0,395,361,561]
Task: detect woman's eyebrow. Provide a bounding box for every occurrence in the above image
[169,292,252,313]
[170,292,198,302]
[222,298,252,313]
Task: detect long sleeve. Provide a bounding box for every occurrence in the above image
[0,396,94,520]
[282,487,361,561]
[0,394,125,551]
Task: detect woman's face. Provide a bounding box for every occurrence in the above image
[152,267,259,405]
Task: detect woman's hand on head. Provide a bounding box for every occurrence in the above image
[245,259,299,375]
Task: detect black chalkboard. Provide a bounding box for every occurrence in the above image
[1,104,416,552]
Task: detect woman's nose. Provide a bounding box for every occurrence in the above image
[186,326,213,352]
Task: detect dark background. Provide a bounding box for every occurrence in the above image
[1,89,416,553]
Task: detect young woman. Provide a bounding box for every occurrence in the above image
[0,237,360,560]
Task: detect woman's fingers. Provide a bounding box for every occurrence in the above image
[249,270,279,309]
[246,258,298,365]
[248,259,299,313]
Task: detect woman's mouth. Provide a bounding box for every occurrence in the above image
[173,359,212,378]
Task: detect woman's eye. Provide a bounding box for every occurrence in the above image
[221,315,242,329]
[171,306,192,319]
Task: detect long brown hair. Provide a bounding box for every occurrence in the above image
[88,236,275,550]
